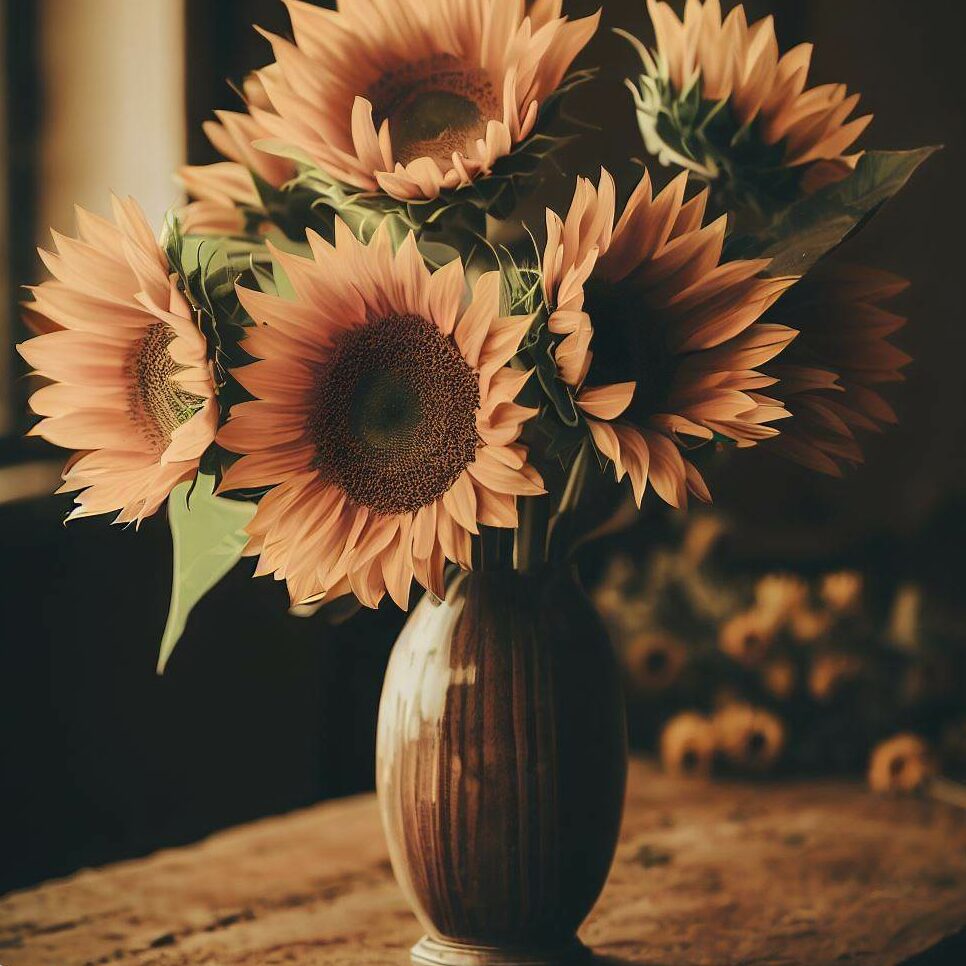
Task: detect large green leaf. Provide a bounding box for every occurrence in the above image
[726,147,940,274]
[157,473,256,674]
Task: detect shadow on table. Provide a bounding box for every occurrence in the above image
[899,927,966,965]
[589,926,966,966]
[592,956,668,966]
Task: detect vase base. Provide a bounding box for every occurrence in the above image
[411,936,590,966]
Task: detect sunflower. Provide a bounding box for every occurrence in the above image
[820,570,864,614]
[754,573,808,625]
[218,219,543,609]
[762,262,910,476]
[541,168,797,507]
[718,609,775,665]
[868,734,935,794]
[624,631,687,692]
[249,0,600,202]
[627,0,872,204]
[714,702,785,772]
[180,71,297,235]
[808,651,863,703]
[18,198,218,524]
[761,657,796,701]
[660,712,716,778]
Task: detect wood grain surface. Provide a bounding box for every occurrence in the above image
[1,758,964,966]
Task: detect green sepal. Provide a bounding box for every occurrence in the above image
[271,253,297,302]
[161,213,271,396]
[157,472,256,674]
[523,316,581,429]
[505,247,582,437]
[251,259,278,296]
[618,31,721,180]
[251,171,338,243]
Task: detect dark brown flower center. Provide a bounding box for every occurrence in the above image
[311,313,481,515]
[743,632,766,657]
[368,55,499,167]
[582,279,673,426]
[746,730,767,758]
[127,323,204,453]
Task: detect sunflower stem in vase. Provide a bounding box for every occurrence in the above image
[513,494,551,574]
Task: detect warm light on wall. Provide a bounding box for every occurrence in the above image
[37,0,186,236]
[0,0,12,435]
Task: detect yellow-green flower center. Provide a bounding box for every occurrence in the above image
[349,370,423,453]
[582,279,672,427]
[128,323,204,453]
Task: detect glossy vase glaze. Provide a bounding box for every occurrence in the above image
[376,567,628,965]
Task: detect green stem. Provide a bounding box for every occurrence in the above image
[545,442,591,565]
[514,495,551,574]
[477,525,513,572]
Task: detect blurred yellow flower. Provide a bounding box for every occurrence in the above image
[625,632,687,692]
[661,712,716,779]
[868,734,935,794]
[714,703,785,772]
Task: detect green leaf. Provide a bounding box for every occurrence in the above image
[523,318,580,429]
[251,172,338,242]
[272,258,296,302]
[726,147,940,275]
[157,472,256,674]
[251,259,278,296]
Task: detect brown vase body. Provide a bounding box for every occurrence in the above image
[376,567,627,965]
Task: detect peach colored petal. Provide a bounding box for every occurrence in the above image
[763,261,909,474]
[455,271,502,367]
[441,471,480,535]
[587,418,624,478]
[427,256,467,337]
[577,382,636,421]
[613,424,651,507]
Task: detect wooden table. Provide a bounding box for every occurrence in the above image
[2,759,964,966]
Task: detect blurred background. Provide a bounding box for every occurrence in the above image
[0,0,962,894]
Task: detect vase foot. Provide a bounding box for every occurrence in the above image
[411,936,590,966]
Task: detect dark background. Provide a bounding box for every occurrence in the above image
[1,0,962,894]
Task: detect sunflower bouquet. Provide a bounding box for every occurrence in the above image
[18,0,935,671]
[594,514,966,798]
